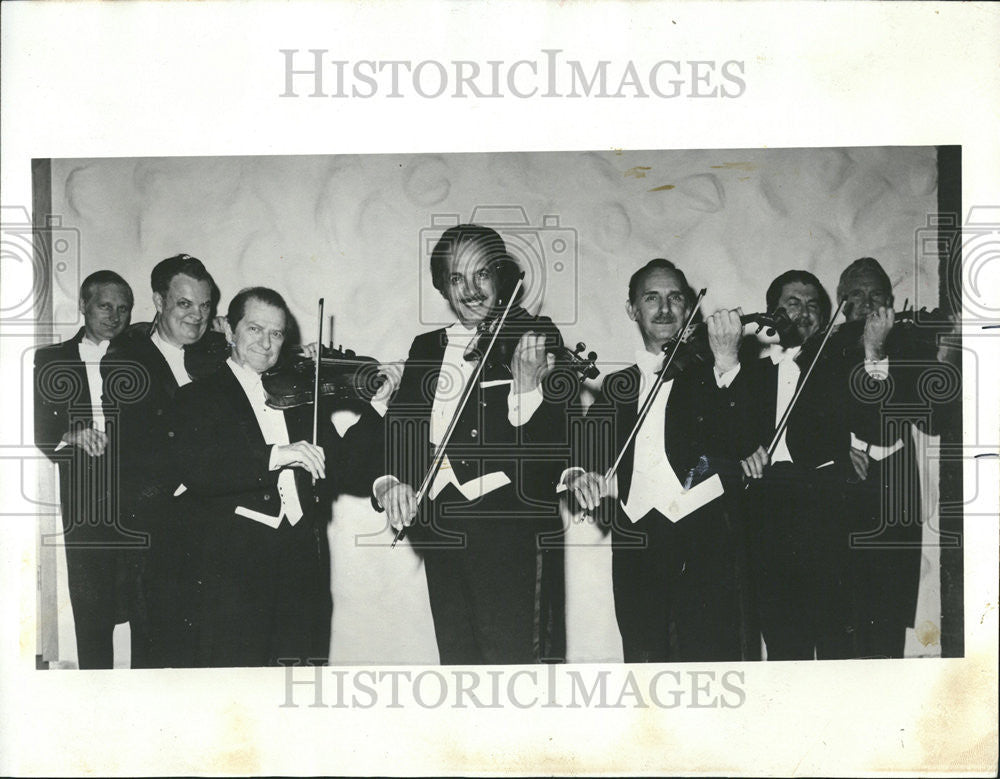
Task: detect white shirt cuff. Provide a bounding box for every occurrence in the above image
[268,446,280,471]
[370,398,389,418]
[372,474,401,505]
[507,385,545,427]
[864,356,890,380]
[714,363,741,388]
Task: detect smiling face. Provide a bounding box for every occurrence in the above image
[81,283,132,342]
[841,268,893,322]
[777,280,826,343]
[626,267,692,353]
[153,273,213,347]
[226,298,287,375]
[440,237,500,327]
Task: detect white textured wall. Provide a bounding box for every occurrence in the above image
[45,147,942,663]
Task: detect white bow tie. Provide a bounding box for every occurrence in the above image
[79,339,109,362]
[767,344,801,365]
[446,323,478,349]
[635,349,665,376]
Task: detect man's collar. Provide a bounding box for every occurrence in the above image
[151,328,185,354]
[635,348,665,375]
[445,321,477,345]
[766,343,802,364]
[80,332,109,348]
[78,337,110,360]
[226,356,263,389]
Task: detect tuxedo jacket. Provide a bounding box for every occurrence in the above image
[34,328,117,538]
[835,326,951,444]
[101,323,191,522]
[781,327,942,469]
[584,361,749,505]
[382,326,571,509]
[738,352,851,471]
[785,329,929,630]
[171,363,380,517]
[171,363,374,666]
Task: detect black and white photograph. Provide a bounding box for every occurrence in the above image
[27,145,963,670]
[1,2,997,776]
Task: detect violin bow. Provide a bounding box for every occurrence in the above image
[391,277,525,548]
[312,298,324,477]
[602,288,707,486]
[764,298,846,461]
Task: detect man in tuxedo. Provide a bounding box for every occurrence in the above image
[34,270,134,668]
[171,287,374,666]
[736,269,856,660]
[374,224,568,665]
[563,259,750,662]
[831,257,927,658]
[102,253,221,667]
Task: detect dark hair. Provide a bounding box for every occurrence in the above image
[627,258,696,306]
[80,270,133,306]
[226,287,292,331]
[429,224,510,294]
[837,257,893,302]
[150,253,220,312]
[765,269,832,325]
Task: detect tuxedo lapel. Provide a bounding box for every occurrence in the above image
[402,329,448,416]
[63,328,94,413]
[763,358,779,429]
[216,365,268,450]
[611,364,642,504]
[138,335,181,398]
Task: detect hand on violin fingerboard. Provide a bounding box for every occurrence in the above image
[863,307,895,361]
[705,309,743,372]
[299,342,320,360]
[510,332,556,395]
[373,361,404,403]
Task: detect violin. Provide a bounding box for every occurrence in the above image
[261,344,385,410]
[465,303,600,384]
[656,308,799,381]
[463,267,600,386]
[593,300,801,498]
[827,304,956,360]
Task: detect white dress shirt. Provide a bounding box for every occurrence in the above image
[764,343,802,464]
[765,344,899,464]
[620,349,738,523]
[151,329,192,388]
[78,336,110,434]
[227,358,303,525]
[374,322,545,504]
[620,350,685,521]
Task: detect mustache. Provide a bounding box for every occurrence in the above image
[651,316,676,324]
